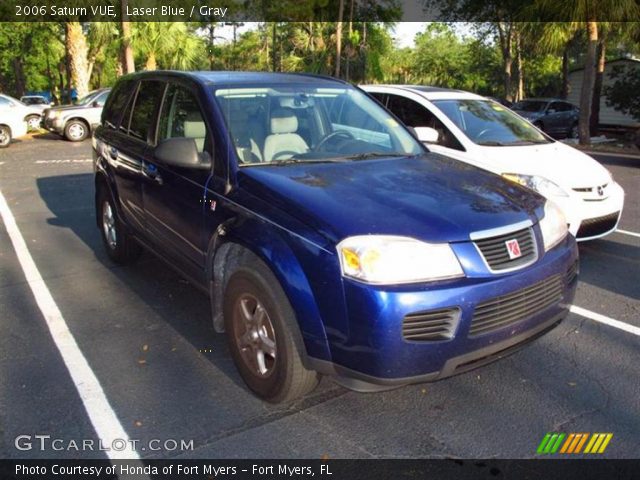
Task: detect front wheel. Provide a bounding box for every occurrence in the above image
[0,125,11,148]
[224,258,319,403]
[64,120,89,142]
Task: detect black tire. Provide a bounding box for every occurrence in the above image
[26,115,41,132]
[0,125,11,148]
[64,119,89,142]
[223,257,319,403]
[97,186,142,265]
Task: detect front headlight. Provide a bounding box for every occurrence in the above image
[337,235,464,285]
[539,201,568,251]
[502,173,568,198]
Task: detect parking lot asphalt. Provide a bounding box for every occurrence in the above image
[0,132,638,459]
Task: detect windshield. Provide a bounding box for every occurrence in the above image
[214,84,423,165]
[22,97,47,105]
[76,90,102,106]
[433,99,551,146]
[512,100,547,112]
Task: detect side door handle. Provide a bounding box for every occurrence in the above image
[142,162,163,185]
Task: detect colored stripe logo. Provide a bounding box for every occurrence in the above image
[537,433,613,454]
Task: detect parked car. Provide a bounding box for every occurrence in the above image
[0,93,44,131]
[94,71,578,402]
[0,95,29,148]
[43,88,110,141]
[362,85,624,241]
[511,98,579,138]
[20,95,52,110]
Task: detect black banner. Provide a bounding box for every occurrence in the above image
[1,459,639,480]
[1,0,639,22]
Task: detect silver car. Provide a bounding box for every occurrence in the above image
[42,89,111,142]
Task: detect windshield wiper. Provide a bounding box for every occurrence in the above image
[476,141,508,146]
[340,152,410,161]
[244,158,346,167]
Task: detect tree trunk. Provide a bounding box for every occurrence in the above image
[12,58,26,97]
[496,22,513,102]
[345,0,355,81]
[145,51,157,71]
[271,23,277,72]
[121,0,135,74]
[361,22,367,83]
[335,0,344,78]
[561,48,570,99]
[515,32,524,101]
[65,22,90,100]
[578,21,598,145]
[590,38,606,136]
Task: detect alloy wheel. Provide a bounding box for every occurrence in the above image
[102,201,117,250]
[233,293,277,378]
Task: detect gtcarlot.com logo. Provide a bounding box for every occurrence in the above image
[537,432,613,455]
[15,435,194,452]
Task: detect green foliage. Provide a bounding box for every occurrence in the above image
[604,64,640,120]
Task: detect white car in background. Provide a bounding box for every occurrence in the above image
[362,85,625,241]
[0,95,29,148]
[0,93,44,131]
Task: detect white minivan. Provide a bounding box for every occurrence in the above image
[0,95,30,148]
[362,85,625,241]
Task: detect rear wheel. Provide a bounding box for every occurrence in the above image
[0,125,11,148]
[64,119,89,142]
[224,257,319,403]
[568,123,579,139]
[97,187,141,264]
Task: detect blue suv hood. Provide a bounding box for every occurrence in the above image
[238,154,544,245]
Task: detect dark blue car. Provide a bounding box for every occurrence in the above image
[93,72,578,402]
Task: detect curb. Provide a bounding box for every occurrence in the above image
[581,151,640,160]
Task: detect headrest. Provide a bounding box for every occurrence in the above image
[270,108,298,134]
[184,112,206,139]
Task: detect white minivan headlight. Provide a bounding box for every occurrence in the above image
[539,201,568,251]
[337,235,464,285]
[502,173,568,198]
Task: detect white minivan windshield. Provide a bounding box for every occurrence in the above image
[434,99,551,146]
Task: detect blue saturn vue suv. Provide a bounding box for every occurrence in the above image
[93,72,578,402]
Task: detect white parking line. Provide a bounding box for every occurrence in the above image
[570,305,640,337]
[616,229,640,239]
[0,188,139,460]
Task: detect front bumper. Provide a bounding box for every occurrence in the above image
[314,234,578,385]
[552,182,624,240]
[42,116,64,135]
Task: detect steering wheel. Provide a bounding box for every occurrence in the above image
[314,130,355,152]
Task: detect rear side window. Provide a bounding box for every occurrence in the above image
[128,80,165,141]
[102,81,134,129]
[0,96,10,107]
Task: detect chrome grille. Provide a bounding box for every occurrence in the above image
[469,274,563,337]
[402,308,460,341]
[474,227,537,272]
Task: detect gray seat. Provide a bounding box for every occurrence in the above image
[263,108,309,162]
[183,112,206,152]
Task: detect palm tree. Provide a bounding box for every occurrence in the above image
[133,22,188,70]
[534,0,639,144]
[120,0,135,74]
[65,22,90,99]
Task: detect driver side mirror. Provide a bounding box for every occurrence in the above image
[413,126,440,144]
[92,101,101,108]
[155,137,211,170]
